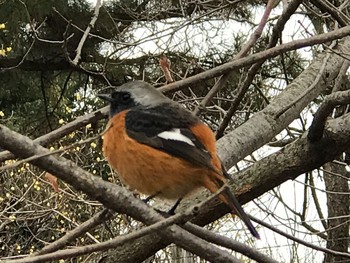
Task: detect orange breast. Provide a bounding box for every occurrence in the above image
[102,111,224,199]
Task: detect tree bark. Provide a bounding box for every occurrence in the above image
[323,162,350,263]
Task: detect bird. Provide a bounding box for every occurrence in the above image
[98,80,259,238]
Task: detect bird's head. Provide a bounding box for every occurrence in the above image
[98,80,170,117]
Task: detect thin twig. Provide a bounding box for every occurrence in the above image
[72,0,103,65]
[0,134,101,172]
[309,0,350,26]
[250,215,350,258]
[159,19,350,96]
[6,208,198,263]
[275,45,334,119]
[193,0,277,115]
[215,0,304,138]
[0,106,109,163]
[183,223,278,263]
[35,209,112,256]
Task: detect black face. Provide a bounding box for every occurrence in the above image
[99,91,137,117]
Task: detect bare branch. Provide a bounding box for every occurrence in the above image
[183,223,279,263]
[193,0,278,115]
[217,36,350,169]
[0,106,109,163]
[308,89,350,142]
[250,215,350,259]
[72,0,103,65]
[0,125,248,262]
[309,0,350,26]
[159,25,350,94]
[216,0,304,138]
[35,209,112,256]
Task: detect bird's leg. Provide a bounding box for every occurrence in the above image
[142,192,160,204]
[168,198,183,215]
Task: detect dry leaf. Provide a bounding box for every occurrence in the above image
[45,172,59,193]
[159,56,174,83]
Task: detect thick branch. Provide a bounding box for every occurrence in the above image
[217,37,350,169]
[159,26,350,94]
[2,107,350,262]
[193,0,276,115]
[215,0,304,138]
[104,110,350,262]
[309,0,350,27]
[308,89,350,142]
[0,124,246,263]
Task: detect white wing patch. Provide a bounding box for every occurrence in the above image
[157,128,195,146]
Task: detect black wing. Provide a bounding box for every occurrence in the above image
[125,104,215,170]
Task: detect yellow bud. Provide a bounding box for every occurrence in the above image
[90,142,97,148]
[0,111,4,117]
[58,119,64,125]
[0,23,5,29]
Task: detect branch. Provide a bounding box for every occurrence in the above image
[216,0,304,138]
[159,25,350,94]
[250,215,350,259]
[309,0,350,27]
[193,0,279,115]
[0,126,247,263]
[35,209,112,256]
[72,0,103,65]
[9,206,202,263]
[183,223,279,263]
[217,36,350,169]
[308,89,350,142]
[0,106,109,163]
[4,99,350,263]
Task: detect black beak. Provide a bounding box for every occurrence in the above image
[97,93,113,102]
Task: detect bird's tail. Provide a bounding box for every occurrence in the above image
[204,177,260,239]
[221,186,260,239]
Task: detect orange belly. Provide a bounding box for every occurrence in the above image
[102,111,220,199]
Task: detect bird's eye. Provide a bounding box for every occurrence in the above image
[120,92,131,102]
